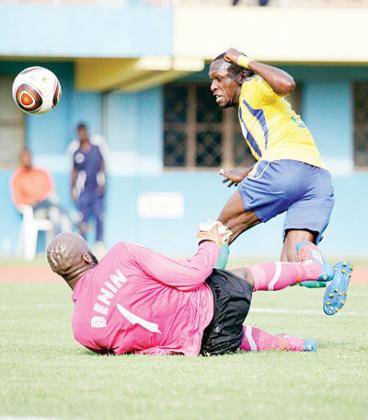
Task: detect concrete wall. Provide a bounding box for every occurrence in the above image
[173,7,368,63]
[3,4,368,65]
[0,4,172,57]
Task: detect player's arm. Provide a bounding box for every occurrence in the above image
[71,167,78,201]
[97,154,106,194]
[100,158,106,177]
[10,173,22,207]
[127,242,219,291]
[44,169,54,198]
[225,48,295,96]
[126,223,230,291]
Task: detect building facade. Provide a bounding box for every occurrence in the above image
[1,1,368,258]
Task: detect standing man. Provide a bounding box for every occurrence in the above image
[209,48,336,287]
[70,123,106,256]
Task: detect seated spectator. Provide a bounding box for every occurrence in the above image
[10,148,73,236]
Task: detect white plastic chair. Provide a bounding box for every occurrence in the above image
[18,205,53,261]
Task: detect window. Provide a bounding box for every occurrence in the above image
[163,82,302,169]
[354,82,368,168]
[163,83,254,169]
[0,77,24,168]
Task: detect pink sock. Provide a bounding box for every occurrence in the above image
[240,326,305,352]
[249,261,322,291]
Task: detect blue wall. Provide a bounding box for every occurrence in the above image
[1,62,368,259]
[0,5,172,57]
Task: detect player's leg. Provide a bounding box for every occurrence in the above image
[92,193,104,243]
[41,198,74,233]
[33,198,52,218]
[240,325,316,352]
[76,193,91,239]
[219,160,291,243]
[34,199,60,236]
[280,229,315,262]
[282,164,335,287]
[215,190,260,269]
[230,257,327,292]
[217,190,260,244]
[283,240,352,315]
[48,197,75,232]
[216,160,290,269]
[230,262,320,352]
[92,193,106,258]
[295,240,334,281]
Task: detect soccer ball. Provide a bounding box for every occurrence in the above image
[12,66,62,115]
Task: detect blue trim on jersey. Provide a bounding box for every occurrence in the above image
[242,99,269,149]
[238,107,262,158]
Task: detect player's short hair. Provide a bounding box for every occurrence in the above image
[77,122,88,131]
[212,52,254,78]
[19,147,32,162]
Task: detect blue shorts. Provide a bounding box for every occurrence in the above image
[238,160,334,243]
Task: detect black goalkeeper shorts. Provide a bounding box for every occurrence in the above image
[200,269,253,356]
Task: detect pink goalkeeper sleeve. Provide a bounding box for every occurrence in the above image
[125,241,220,291]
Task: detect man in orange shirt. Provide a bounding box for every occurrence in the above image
[11,148,72,235]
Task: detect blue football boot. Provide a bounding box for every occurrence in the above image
[277,334,317,352]
[296,241,334,288]
[303,339,317,352]
[323,261,353,316]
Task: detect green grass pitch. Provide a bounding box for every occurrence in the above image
[0,280,367,420]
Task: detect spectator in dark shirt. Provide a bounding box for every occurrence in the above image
[69,123,106,255]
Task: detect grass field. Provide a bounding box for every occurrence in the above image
[1,269,368,420]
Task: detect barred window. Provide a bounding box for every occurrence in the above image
[0,77,24,168]
[164,83,254,169]
[354,82,368,168]
[163,82,302,169]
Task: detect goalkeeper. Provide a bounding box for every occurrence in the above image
[46,221,350,356]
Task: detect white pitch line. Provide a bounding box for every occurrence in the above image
[251,308,367,317]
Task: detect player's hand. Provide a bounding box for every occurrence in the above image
[219,167,251,187]
[97,185,105,195]
[71,188,78,203]
[224,48,243,65]
[197,220,232,248]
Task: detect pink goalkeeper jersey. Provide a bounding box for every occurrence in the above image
[71,241,219,356]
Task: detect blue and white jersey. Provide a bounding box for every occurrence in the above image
[73,144,104,196]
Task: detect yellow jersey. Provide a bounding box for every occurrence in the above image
[238,76,327,169]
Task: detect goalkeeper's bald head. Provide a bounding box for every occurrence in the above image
[47,232,98,287]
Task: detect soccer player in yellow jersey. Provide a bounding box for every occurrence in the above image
[209,48,349,295]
